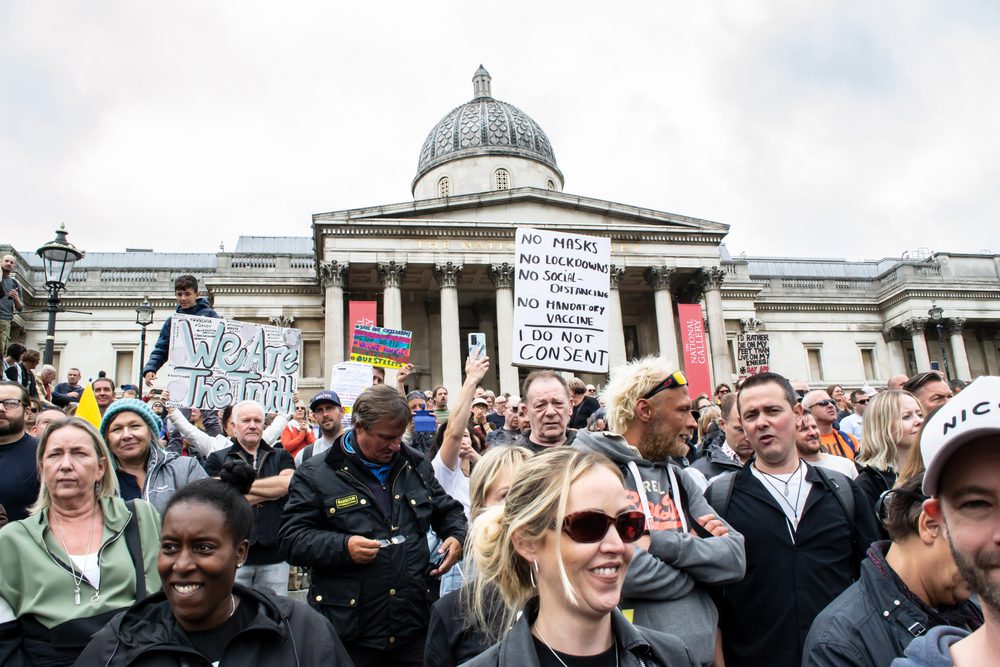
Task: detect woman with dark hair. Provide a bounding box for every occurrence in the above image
[803,474,982,666]
[75,461,354,666]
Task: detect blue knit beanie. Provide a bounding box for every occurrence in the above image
[100,398,163,441]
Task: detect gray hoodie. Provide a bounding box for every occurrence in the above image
[573,430,747,667]
[891,625,969,666]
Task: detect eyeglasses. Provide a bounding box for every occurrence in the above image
[854,398,869,405]
[717,389,731,395]
[807,399,835,409]
[641,370,688,400]
[0,399,25,410]
[562,510,647,543]
[28,406,39,414]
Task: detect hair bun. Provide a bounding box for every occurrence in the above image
[219,460,256,495]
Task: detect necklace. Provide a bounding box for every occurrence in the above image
[534,625,618,667]
[754,461,806,527]
[227,593,237,619]
[51,504,100,605]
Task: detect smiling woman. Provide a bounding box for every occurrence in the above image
[74,461,354,666]
[461,448,697,667]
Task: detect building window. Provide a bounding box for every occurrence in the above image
[115,350,135,388]
[805,346,824,381]
[859,346,877,380]
[494,168,510,191]
[303,340,322,378]
[437,176,451,198]
[546,179,555,190]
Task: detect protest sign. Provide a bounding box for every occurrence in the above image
[349,324,412,369]
[677,304,712,400]
[166,314,300,413]
[737,332,770,379]
[330,361,374,429]
[348,301,378,356]
[512,227,611,373]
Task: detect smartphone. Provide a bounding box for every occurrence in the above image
[468,332,486,359]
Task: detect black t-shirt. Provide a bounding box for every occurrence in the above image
[532,636,618,667]
[0,432,39,521]
[182,593,257,663]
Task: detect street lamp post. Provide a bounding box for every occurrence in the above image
[927,303,952,380]
[36,225,84,366]
[135,295,155,401]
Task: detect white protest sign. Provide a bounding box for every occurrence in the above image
[512,227,611,373]
[736,332,771,379]
[165,314,300,413]
[329,361,374,429]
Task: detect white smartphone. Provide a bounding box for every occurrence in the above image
[468,332,486,359]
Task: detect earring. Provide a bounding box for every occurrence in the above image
[529,559,539,588]
[236,562,243,569]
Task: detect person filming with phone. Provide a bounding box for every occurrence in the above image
[279,384,467,667]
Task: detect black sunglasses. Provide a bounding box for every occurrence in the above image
[641,370,688,401]
[808,399,836,409]
[562,510,647,544]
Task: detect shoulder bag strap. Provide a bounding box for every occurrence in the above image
[123,500,147,600]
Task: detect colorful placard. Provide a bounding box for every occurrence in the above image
[349,324,412,369]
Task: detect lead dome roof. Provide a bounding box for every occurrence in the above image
[414,66,561,183]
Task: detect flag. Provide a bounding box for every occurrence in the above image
[75,384,103,429]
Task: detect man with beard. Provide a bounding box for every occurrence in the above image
[519,370,574,452]
[796,411,858,479]
[295,390,344,466]
[706,372,880,667]
[895,376,1000,666]
[0,382,39,521]
[574,357,745,667]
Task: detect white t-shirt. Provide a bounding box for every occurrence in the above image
[69,552,101,590]
[814,453,858,479]
[839,413,864,441]
[750,461,813,536]
[432,453,471,522]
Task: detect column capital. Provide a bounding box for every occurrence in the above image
[268,315,295,328]
[609,265,625,289]
[377,261,407,288]
[903,318,928,336]
[319,260,348,288]
[489,262,515,289]
[643,266,675,291]
[948,317,967,335]
[741,318,763,333]
[703,266,726,290]
[882,326,905,342]
[434,261,464,288]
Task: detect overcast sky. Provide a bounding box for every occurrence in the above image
[3,1,999,262]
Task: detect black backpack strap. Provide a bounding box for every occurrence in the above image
[705,470,737,519]
[123,500,147,600]
[813,466,861,575]
[301,444,314,461]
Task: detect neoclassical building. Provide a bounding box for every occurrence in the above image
[5,67,1000,399]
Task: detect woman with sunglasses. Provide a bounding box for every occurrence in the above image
[803,473,981,666]
[462,448,696,667]
[855,390,924,530]
[280,402,315,459]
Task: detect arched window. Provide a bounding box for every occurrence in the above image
[494,168,510,191]
[438,176,451,197]
[546,179,555,190]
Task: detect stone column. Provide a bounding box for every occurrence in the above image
[490,262,519,396]
[319,261,348,379]
[702,267,732,382]
[903,318,931,372]
[881,327,908,377]
[948,318,972,380]
[980,331,1000,376]
[434,262,463,397]
[608,266,627,371]
[644,266,678,361]
[377,261,406,386]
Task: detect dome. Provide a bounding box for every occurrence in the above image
[414,66,562,187]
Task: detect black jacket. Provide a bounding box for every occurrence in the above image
[855,466,896,538]
[72,584,353,666]
[689,441,742,482]
[460,605,697,667]
[802,542,982,667]
[204,440,294,562]
[425,588,493,667]
[706,463,882,667]
[279,434,467,650]
[569,395,601,429]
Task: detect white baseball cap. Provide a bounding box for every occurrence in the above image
[921,376,1000,496]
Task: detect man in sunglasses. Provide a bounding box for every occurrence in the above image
[706,372,880,667]
[574,357,746,667]
[839,388,874,442]
[803,389,859,461]
[0,382,39,522]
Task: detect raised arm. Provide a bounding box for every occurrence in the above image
[438,354,489,471]
[163,392,226,458]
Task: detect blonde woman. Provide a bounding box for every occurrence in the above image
[855,390,924,527]
[425,445,532,667]
[461,448,696,666]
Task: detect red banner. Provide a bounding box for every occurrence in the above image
[677,304,712,401]
[347,301,378,357]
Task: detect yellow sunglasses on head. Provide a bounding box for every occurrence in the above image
[641,370,688,400]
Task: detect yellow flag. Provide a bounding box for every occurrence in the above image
[75,383,103,429]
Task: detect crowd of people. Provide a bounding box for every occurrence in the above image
[0,272,998,666]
